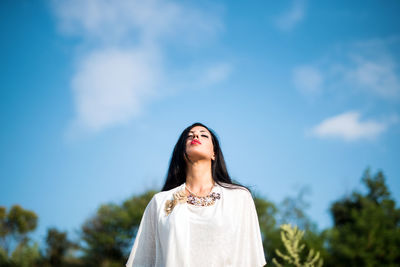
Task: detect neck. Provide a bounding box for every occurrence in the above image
[185,160,214,196]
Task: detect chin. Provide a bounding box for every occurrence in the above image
[186,153,210,162]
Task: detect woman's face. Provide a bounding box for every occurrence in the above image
[185,126,215,162]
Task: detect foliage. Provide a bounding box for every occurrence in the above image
[326,167,400,267]
[0,246,8,266]
[276,187,329,263]
[272,224,323,267]
[253,194,281,263]
[278,187,313,231]
[9,241,41,267]
[43,227,79,266]
[1,166,398,266]
[79,190,157,266]
[0,205,38,255]
[0,205,39,266]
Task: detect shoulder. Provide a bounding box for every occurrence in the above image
[218,182,251,194]
[149,183,184,207]
[218,182,253,202]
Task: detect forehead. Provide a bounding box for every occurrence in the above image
[188,126,210,134]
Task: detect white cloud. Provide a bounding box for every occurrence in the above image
[70,48,160,133]
[308,111,389,141]
[202,63,233,86]
[293,36,400,100]
[52,0,226,135]
[160,62,234,95]
[345,56,400,98]
[52,0,222,44]
[275,0,306,31]
[293,65,323,94]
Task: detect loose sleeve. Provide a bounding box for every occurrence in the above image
[233,190,267,266]
[126,196,157,267]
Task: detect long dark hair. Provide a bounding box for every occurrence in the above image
[161,122,251,194]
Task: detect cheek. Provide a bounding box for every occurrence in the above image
[206,142,214,153]
[185,142,191,151]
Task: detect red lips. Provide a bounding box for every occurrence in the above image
[191,139,201,145]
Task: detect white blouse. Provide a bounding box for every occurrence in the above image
[126,182,267,267]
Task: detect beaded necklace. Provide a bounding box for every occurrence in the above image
[185,183,221,207]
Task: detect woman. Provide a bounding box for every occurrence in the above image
[126,122,267,266]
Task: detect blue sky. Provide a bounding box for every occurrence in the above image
[1,0,399,246]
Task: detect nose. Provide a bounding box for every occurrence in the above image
[190,131,200,140]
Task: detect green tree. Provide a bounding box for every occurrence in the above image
[253,193,281,263]
[44,227,79,267]
[0,205,40,267]
[272,224,323,267]
[0,245,8,266]
[327,167,400,266]
[277,187,329,263]
[278,187,313,231]
[80,190,157,266]
[9,240,41,267]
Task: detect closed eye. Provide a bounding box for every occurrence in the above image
[187,135,209,138]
